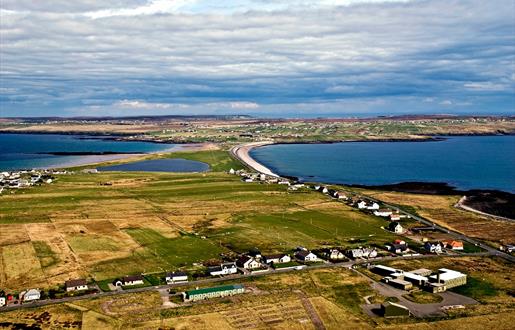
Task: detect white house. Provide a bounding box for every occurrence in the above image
[115,275,144,286]
[388,222,404,234]
[424,242,443,254]
[374,209,393,217]
[208,262,238,276]
[229,168,235,174]
[166,272,188,284]
[21,289,41,302]
[329,249,345,260]
[295,250,318,262]
[263,254,291,264]
[357,201,368,209]
[65,279,88,292]
[236,256,262,269]
[347,248,378,259]
[0,297,5,307]
[367,202,380,210]
[334,192,348,200]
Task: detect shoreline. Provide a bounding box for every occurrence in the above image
[2,143,211,171]
[230,141,279,177]
[235,141,514,220]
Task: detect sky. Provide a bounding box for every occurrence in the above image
[0,0,514,118]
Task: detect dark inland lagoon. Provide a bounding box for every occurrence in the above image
[97,158,209,172]
[0,133,184,170]
[250,136,515,193]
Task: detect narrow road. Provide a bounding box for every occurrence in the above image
[0,253,486,313]
[230,142,279,177]
[231,141,513,263]
[362,195,515,263]
[296,290,326,330]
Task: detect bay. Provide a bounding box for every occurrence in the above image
[0,133,182,170]
[250,136,515,193]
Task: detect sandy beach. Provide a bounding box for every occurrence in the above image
[230,141,279,177]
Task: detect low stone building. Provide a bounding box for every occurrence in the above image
[183,284,245,302]
[380,302,411,318]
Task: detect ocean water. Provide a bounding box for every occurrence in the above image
[0,133,181,170]
[97,158,209,172]
[250,136,515,192]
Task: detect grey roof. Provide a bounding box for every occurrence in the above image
[166,271,187,277]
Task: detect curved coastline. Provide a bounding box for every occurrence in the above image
[237,140,514,221]
[230,141,279,177]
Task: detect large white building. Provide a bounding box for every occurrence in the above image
[429,268,467,289]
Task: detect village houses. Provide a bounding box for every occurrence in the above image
[295,250,318,262]
[166,272,188,284]
[374,209,393,217]
[262,254,291,264]
[346,247,378,259]
[424,242,443,254]
[388,222,404,234]
[442,240,464,250]
[20,289,41,302]
[236,256,262,270]
[114,275,144,287]
[65,279,88,292]
[208,262,238,276]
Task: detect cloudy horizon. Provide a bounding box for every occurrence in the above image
[1,0,514,117]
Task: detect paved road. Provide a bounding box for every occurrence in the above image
[365,278,478,318]
[2,149,510,313]
[0,253,488,313]
[230,142,279,177]
[362,195,515,263]
[231,142,514,263]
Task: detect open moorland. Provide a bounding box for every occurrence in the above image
[0,150,397,291]
[1,115,514,144]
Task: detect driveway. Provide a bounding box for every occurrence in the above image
[365,280,478,317]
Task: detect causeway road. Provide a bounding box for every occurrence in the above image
[230,141,279,177]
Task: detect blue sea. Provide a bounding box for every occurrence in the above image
[250,136,515,192]
[0,133,182,170]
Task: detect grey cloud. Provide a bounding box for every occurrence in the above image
[0,0,514,116]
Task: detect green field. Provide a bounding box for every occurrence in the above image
[0,149,396,288]
[32,241,60,268]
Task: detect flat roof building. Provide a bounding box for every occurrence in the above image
[382,277,413,290]
[402,272,428,286]
[372,265,398,276]
[410,268,432,277]
[429,268,466,289]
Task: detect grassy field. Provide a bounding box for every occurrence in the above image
[359,189,515,244]
[0,150,396,289]
[1,265,513,329]
[2,117,514,144]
